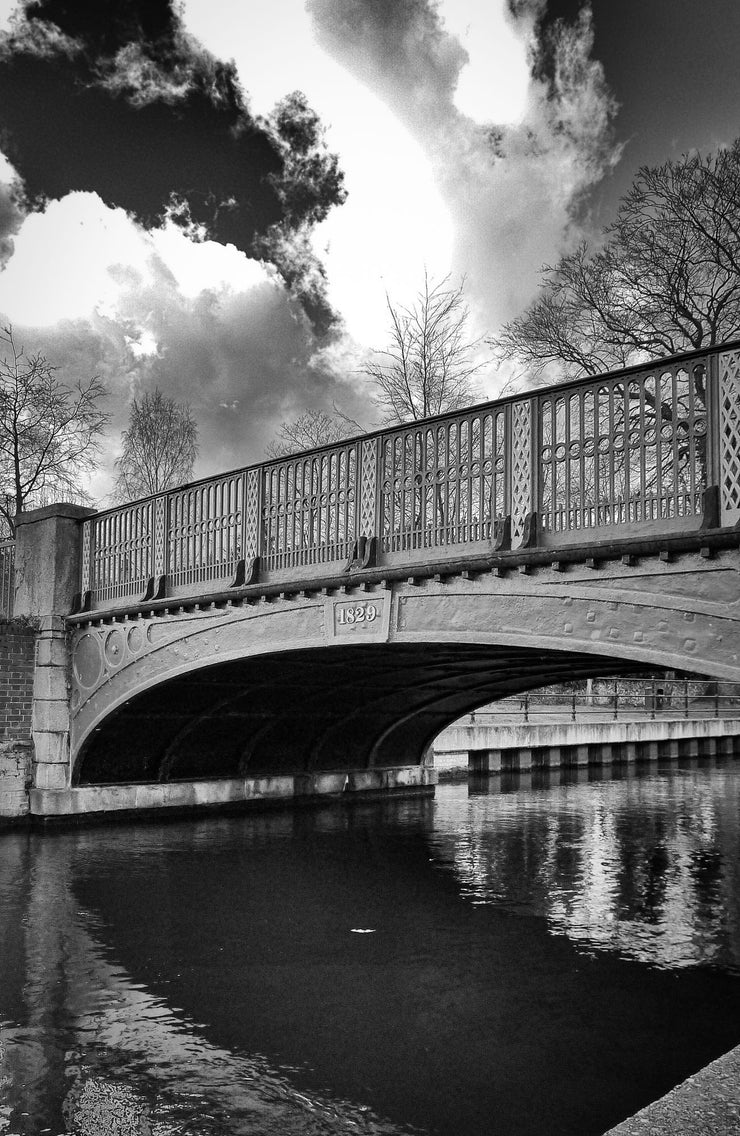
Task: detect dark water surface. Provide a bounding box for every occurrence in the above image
[1,760,740,1136]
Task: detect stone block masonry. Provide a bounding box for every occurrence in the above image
[0,619,35,819]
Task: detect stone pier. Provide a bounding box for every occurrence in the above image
[9,504,92,816]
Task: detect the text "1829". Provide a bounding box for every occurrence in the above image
[336,603,379,626]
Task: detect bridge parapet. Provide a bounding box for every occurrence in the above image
[72,340,740,614]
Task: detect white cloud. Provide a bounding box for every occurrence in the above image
[0,0,14,31]
[0,193,152,325]
[438,0,530,124]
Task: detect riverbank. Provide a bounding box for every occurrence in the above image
[603,1043,740,1135]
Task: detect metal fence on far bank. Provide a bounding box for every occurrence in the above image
[466,679,740,725]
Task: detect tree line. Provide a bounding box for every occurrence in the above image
[0,325,199,536]
[2,138,740,534]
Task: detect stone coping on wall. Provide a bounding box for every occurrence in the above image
[602,1043,740,1135]
[436,717,740,753]
[29,766,437,820]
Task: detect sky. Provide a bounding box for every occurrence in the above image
[0,0,739,503]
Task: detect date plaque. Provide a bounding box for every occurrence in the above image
[325,592,392,642]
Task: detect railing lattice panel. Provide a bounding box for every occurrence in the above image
[168,475,244,588]
[540,360,708,536]
[380,408,507,553]
[262,444,356,570]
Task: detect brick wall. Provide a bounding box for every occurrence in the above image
[0,620,36,819]
[0,620,35,740]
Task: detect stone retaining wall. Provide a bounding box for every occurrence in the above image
[435,717,740,773]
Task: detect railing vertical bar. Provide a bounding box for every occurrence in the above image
[568,391,575,528]
[608,383,616,522]
[626,382,634,521]
[639,378,647,521]
[530,394,541,532]
[655,373,665,519]
[687,365,697,506]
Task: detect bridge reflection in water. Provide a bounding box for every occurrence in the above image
[2,764,740,1136]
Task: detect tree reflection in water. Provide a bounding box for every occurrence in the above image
[434,762,740,973]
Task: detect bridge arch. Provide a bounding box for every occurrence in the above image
[74,641,643,785]
[71,555,740,786]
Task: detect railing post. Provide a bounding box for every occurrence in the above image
[154,495,168,581]
[509,396,538,549]
[79,517,95,609]
[357,436,380,557]
[243,467,263,567]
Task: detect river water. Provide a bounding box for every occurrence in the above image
[1,759,740,1136]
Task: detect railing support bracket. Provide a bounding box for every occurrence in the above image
[142,575,167,603]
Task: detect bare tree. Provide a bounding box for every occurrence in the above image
[363,273,486,423]
[0,325,108,534]
[114,388,198,501]
[265,407,360,460]
[492,141,740,383]
[266,275,486,461]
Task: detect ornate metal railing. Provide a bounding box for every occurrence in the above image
[0,540,14,618]
[77,340,740,609]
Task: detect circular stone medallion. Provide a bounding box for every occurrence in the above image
[73,633,103,689]
[104,627,126,669]
[127,624,145,654]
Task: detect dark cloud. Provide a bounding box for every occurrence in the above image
[529,0,740,223]
[0,0,346,332]
[0,176,24,266]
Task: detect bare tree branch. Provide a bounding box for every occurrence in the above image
[0,325,108,534]
[265,407,360,459]
[114,388,198,501]
[362,272,487,422]
[265,274,488,460]
[491,141,740,383]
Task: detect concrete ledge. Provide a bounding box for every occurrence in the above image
[29,765,436,819]
[602,1043,740,1135]
[438,717,740,755]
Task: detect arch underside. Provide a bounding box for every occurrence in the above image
[76,643,652,786]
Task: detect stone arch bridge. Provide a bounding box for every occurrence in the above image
[12,340,740,818]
